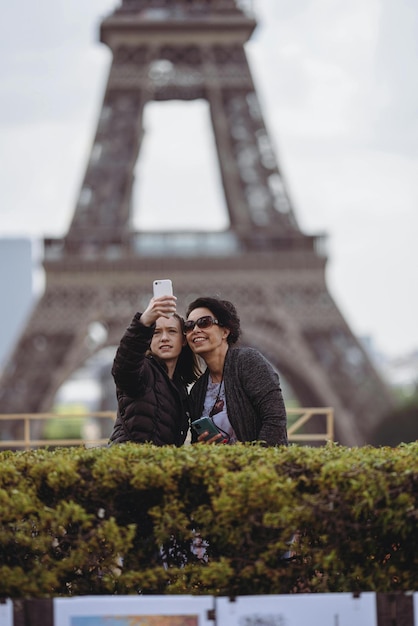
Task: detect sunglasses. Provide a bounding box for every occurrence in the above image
[184,316,220,334]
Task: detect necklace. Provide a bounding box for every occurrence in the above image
[209,372,224,417]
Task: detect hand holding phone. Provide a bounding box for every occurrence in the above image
[152,279,176,317]
[192,416,224,444]
[141,280,176,326]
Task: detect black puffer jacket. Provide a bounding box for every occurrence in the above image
[109,313,190,446]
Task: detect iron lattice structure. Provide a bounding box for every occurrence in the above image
[0,0,394,445]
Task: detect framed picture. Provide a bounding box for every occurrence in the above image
[54,596,214,626]
[215,592,377,626]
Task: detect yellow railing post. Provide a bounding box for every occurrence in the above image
[24,415,31,451]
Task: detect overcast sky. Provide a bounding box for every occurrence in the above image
[0,0,417,359]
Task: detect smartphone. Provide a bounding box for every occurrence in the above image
[153,279,173,298]
[192,416,223,443]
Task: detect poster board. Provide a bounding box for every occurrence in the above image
[215,592,377,626]
[54,596,213,626]
[0,600,13,626]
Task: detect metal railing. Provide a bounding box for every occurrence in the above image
[0,412,115,450]
[0,408,334,450]
[287,407,334,443]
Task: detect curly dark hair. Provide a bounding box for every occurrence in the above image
[186,297,241,345]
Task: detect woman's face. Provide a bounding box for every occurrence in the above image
[150,316,184,362]
[185,307,229,357]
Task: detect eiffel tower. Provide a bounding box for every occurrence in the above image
[0,0,394,445]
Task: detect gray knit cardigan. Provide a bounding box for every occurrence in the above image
[189,346,288,446]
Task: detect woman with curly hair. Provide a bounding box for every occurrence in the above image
[185,296,288,446]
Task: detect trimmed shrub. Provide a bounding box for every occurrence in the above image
[0,441,417,597]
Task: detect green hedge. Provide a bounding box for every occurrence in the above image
[0,442,417,597]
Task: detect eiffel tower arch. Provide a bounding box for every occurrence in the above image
[0,0,394,445]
